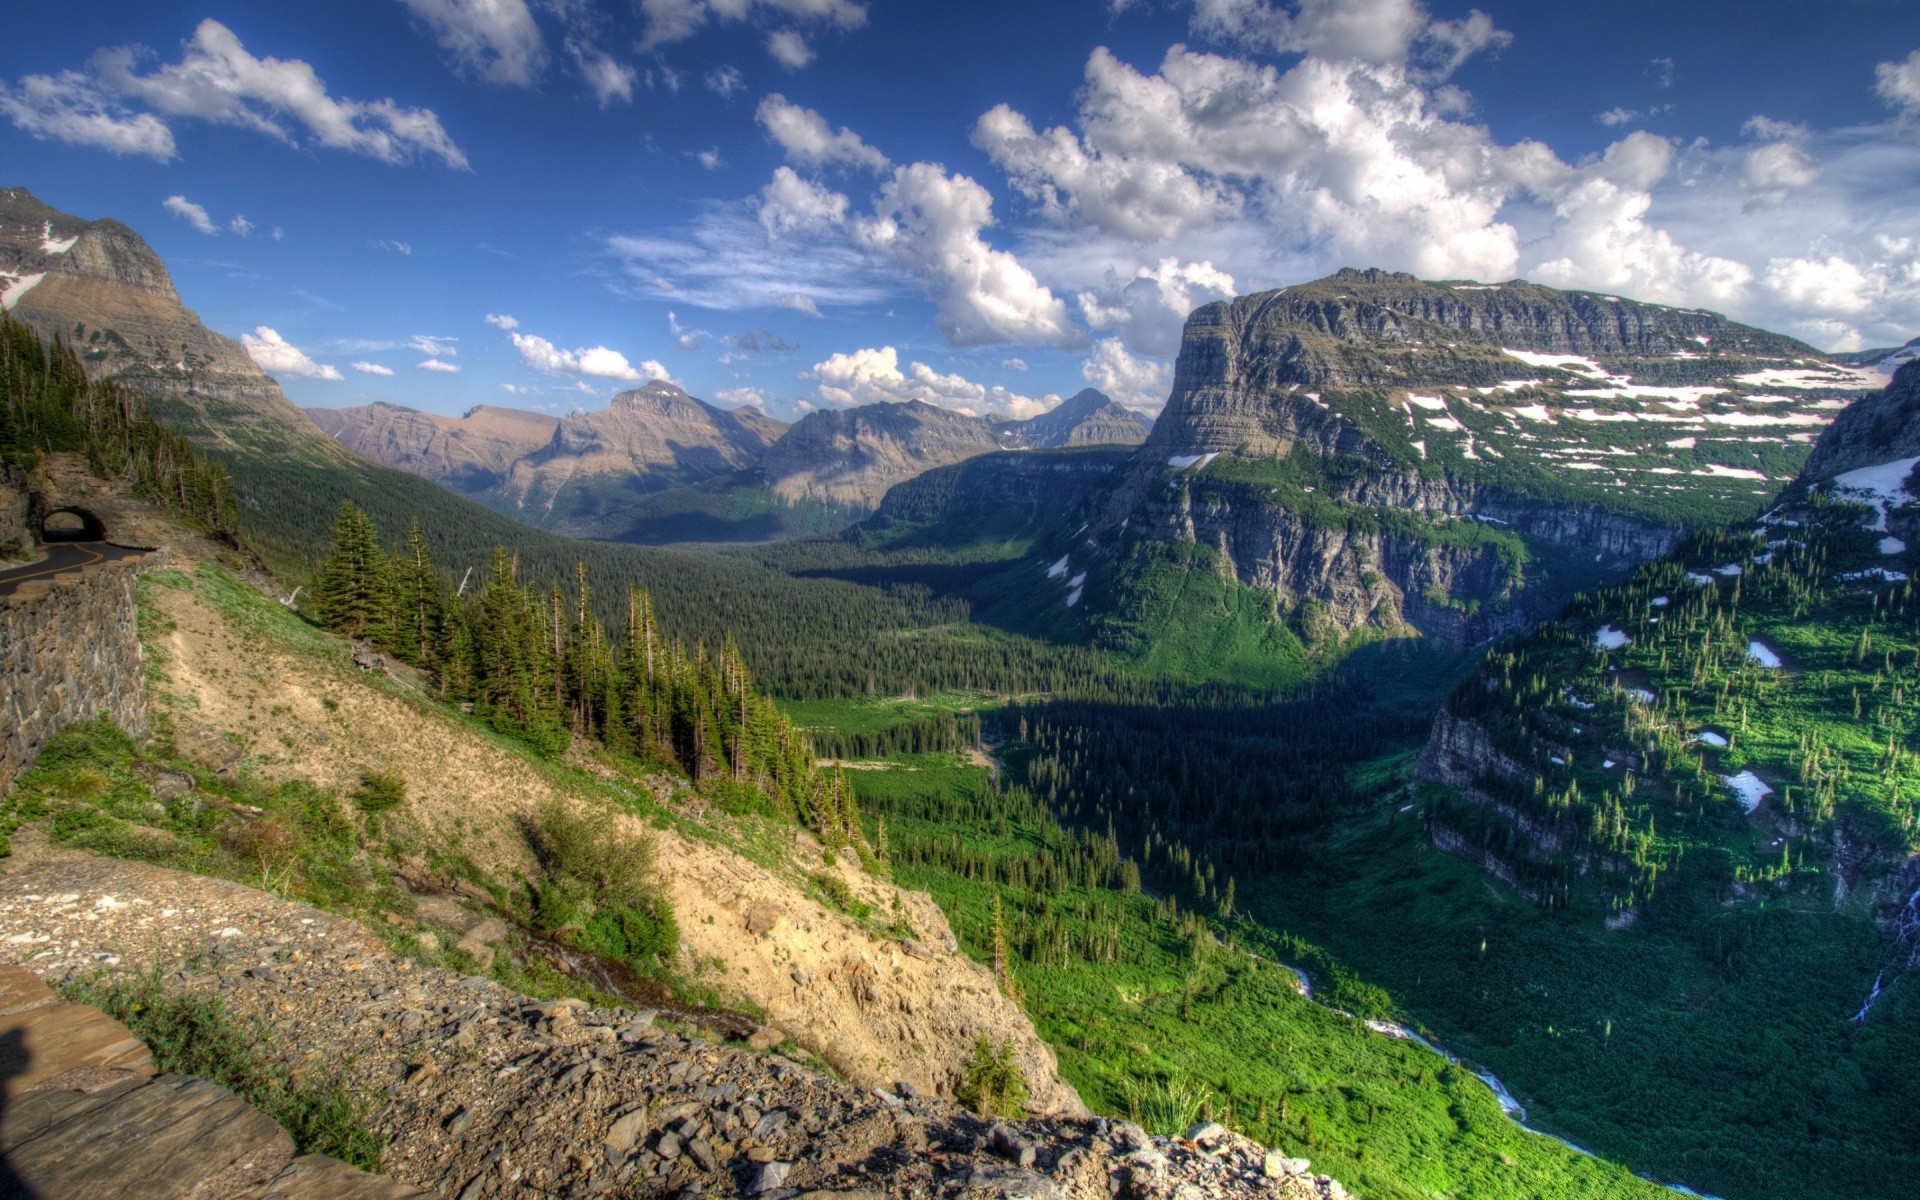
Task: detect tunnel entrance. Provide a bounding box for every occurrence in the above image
[41,508,105,543]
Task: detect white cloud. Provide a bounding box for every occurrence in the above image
[1190,0,1509,80]
[417,358,461,372]
[409,334,457,357]
[1002,357,1028,370]
[228,214,253,236]
[637,0,868,52]
[163,195,218,235]
[1742,140,1819,208]
[1076,257,1236,356]
[851,162,1077,347]
[566,37,637,107]
[90,20,467,168]
[1762,255,1876,316]
[509,330,669,383]
[378,239,414,255]
[803,344,1059,417]
[484,313,519,330]
[668,311,708,350]
[715,385,769,408]
[1081,337,1170,411]
[755,94,889,170]
[1877,49,1920,117]
[757,165,851,235]
[706,66,746,98]
[0,70,175,159]
[765,30,815,69]
[241,326,342,380]
[352,361,394,375]
[696,147,724,170]
[399,0,546,86]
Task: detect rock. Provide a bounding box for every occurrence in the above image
[1183,1121,1226,1146]
[605,1107,649,1154]
[746,901,782,935]
[987,1123,1037,1168]
[454,918,509,966]
[749,1160,793,1194]
[747,1025,785,1051]
[1265,1152,1312,1179]
[656,1130,682,1159]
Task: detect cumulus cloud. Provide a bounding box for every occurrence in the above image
[705,66,746,98]
[851,162,1077,347]
[695,147,724,169]
[1741,129,1819,210]
[0,71,175,159]
[508,330,669,383]
[1077,257,1236,356]
[1878,49,1920,117]
[1081,337,1171,411]
[637,0,868,52]
[765,31,815,69]
[803,345,1059,418]
[228,215,254,236]
[399,0,545,86]
[714,385,769,408]
[756,94,889,170]
[568,37,638,106]
[417,358,461,372]
[163,195,218,235]
[757,166,851,236]
[1190,0,1508,80]
[75,20,467,167]
[668,311,708,349]
[484,313,519,330]
[352,361,394,375]
[242,326,342,380]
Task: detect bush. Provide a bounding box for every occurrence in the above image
[956,1037,1029,1118]
[350,770,406,814]
[578,895,680,966]
[530,800,655,904]
[810,872,872,920]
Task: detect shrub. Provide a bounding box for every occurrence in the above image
[810,872,872,920]
[956,1037,1029,1118]
[579,895,680,966]
[529,800,654,905]
[350,770,406,814]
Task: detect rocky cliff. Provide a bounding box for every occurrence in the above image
[1797,359,1920,482]
[0,187,342,459]
[756,400,1006,510]
[1064,269,1877,653]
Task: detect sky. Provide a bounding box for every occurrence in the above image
[2,0,1918,423]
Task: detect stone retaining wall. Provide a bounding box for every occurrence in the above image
[1,552,155,792]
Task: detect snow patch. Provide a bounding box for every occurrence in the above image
[1502,348,1607,376]
[39,222,76,254]
[1695,465,1769,481]
[1167,452,1220,471]
[1046,556,1069,579]
[1065,586,1083,608]
[1067,572,1086,589]
[1511,404,1554,422]
[1408,393,1448,410]
[1831,456,1920,532]
[1650,596,1670,607]
[1695,731,1729,747]
[1746,641,1782,669]
[1411,439,1427,460]
[1665,436,1696,449]
[1722,771,1772,813]
[0,272,46,311]
[1425,416,1463,432]
[1594,625,1630,650]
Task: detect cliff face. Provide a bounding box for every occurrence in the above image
[308,402,560,492]
[1798,359,1920,482]
[0,187,340,458]
[995,389,1149,449]
[757,400,1005,510]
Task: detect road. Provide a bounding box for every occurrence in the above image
[0,542,148,597]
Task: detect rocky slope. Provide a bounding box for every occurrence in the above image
[0,846,1348,1200]
[756,400,1006,510]
[1796,359,1920,482]
[0,187,344,460]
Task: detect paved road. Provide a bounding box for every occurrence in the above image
[0,542,147,597]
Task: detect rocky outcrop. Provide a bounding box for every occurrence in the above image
[0,550,153,792]
[0,462,29,557]
[1798,360,1920,482]
[1,187,340,460]
[0,849,1352,1200]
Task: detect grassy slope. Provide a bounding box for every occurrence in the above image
[794,703,1675,1200]
[1253,518,1920,1199]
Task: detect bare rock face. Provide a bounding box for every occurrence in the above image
[308,402,561,493]
[503,381,784,509]
[1798,359,1920,482]
[994,389,1149,450]
[758,400,1005,510]
[0,187,339,458]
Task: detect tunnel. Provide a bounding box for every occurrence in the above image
[40,507,105,543]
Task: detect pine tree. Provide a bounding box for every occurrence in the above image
[316,501,394,640]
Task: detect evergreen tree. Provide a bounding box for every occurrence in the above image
[315,502,394,640]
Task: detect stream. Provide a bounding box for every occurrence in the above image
[1250,949,1728,1200]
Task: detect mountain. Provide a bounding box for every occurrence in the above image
[754,398,1003,509]
[0,186,341,459]
[307,401,559,492]
[1378,359,1920,1197]
[308,382,786,536]
[1834,335,1920,376]
[993,387,1151,449]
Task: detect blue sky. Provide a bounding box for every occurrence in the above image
[3,0,1918,422]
